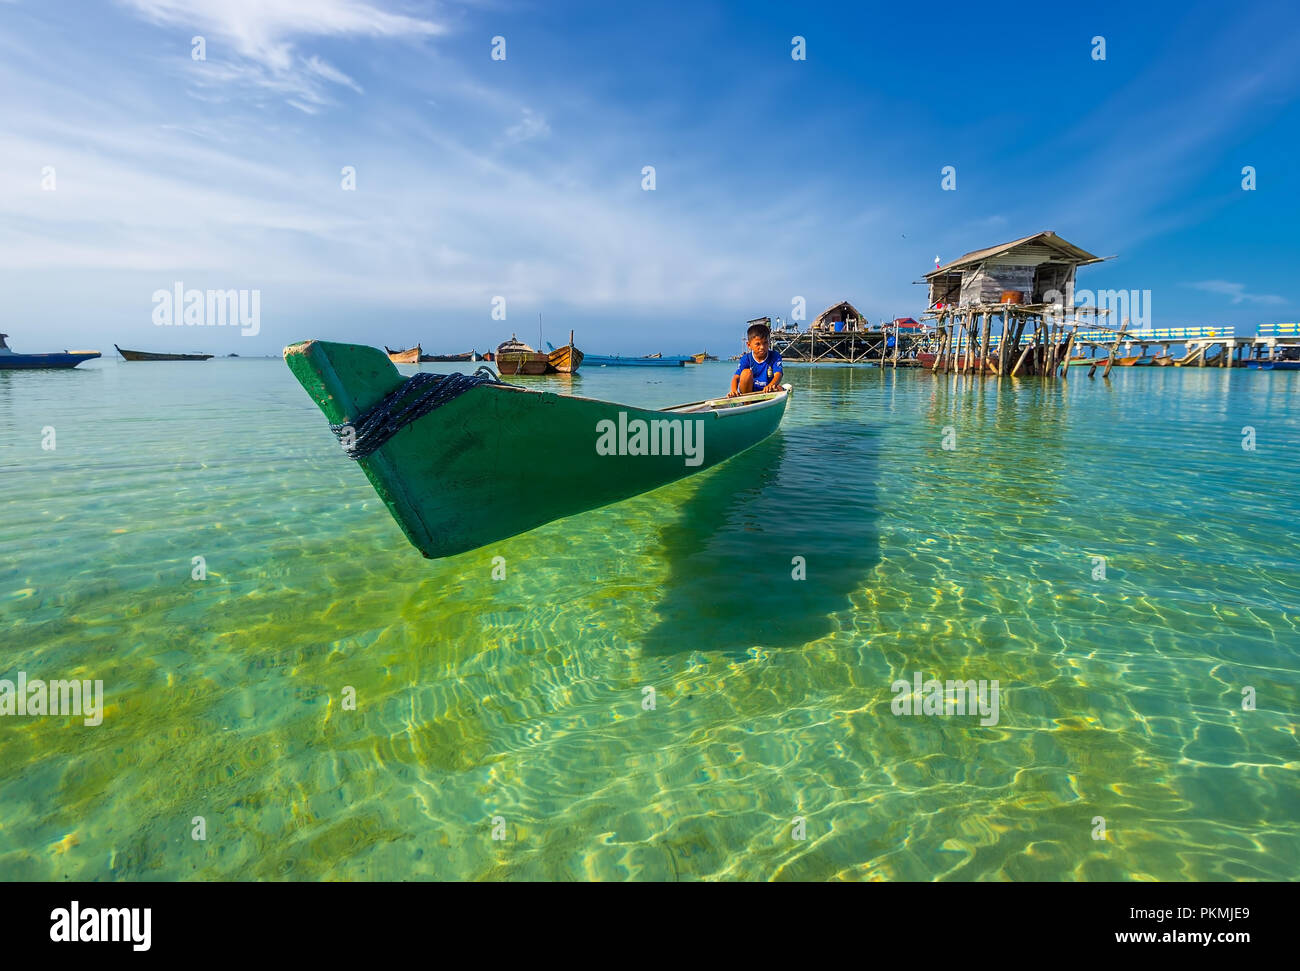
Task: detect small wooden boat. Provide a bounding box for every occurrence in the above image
[585,353,685,368]
[283,340,793,558]
[385,345,421,364]
[547,331,584,374]
[115,344,214,361]
[685,353,707,364]
[495,335,550,375]
[0,333,100,369]
[1116,354,1154,366]
[1152,355,1175,366]
[420,351,473,363]
[915,353,999,373]
[1246,359,1300,370]
[1066,356,1098,366]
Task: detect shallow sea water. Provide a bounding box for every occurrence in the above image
[1,357,1297,880]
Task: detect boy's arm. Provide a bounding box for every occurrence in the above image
[728,370,750,397]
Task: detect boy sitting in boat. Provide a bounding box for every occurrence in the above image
[728,322,784,396]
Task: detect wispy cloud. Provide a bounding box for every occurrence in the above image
[303,54,362,94]
[117,0,439,107]
[504,108,550,144]
[1187,280,1286,306]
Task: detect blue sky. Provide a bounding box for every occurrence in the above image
[2,0,1299,354]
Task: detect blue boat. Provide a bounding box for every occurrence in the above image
[0,333,101,369]
[584,353,687,367]
[1246,360,1300,370]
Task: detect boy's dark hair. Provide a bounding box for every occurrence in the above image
[746,322,771,341]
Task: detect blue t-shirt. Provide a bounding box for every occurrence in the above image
[735,350,783,389]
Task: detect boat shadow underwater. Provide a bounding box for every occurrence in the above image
[637,421,881,657]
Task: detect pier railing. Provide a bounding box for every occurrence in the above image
[1072,326,1236,342]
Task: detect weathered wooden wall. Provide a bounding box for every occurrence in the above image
[959,263,1036,303]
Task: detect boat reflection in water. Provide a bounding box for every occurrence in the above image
[639,421,881,657]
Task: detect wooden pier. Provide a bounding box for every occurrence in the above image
[1070,323,1300,367]
[769,327,927,365]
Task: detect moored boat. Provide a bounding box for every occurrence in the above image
[115,344,214,361]
[0,333,100,369]
[385,345,422,364]
[495,335,550,375]
[1246,359,1300,370]
[419,351,474,363]
[916,353,999,373]
[585,353,686,367]
[283,339,793,558]
[546,331,584,374]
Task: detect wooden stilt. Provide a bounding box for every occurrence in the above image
[1102,321,1128,378]
[1059,326,1077,378]
[1010,326,1036,377]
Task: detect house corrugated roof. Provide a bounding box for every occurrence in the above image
[925,232,1103,279]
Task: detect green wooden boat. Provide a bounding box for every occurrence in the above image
[284,340,793,558]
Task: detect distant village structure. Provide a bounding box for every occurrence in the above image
[742,229,1299,371]
[762,301,921,363]
[920,231,1115,376]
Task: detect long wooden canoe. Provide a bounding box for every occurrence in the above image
[385,344,421,364]
[585,354,685,367]
[0,334,100,369]
[420,351,473,362]
[1246,359,1300,370]
[283,340,792,558]
[115,344,214,361]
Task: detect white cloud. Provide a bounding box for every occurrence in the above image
[303,54,362,93]
[1188,280,1286,306]
[118,0,439,106]
[504,108,550,144]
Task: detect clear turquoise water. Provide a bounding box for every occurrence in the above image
[1,358,1297,881]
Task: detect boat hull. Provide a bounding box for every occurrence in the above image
[1246,360,1300,370]
[283,340,791,558]
[115,345,213,361]
[496,352,550,375]
[0,351,100,369]
[385,345,421,364]
[585,354,685,367]
[916,353,999,373]
[547,345,584,374]
[420,353,473,363]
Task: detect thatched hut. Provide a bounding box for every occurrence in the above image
[811,300,866,333]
